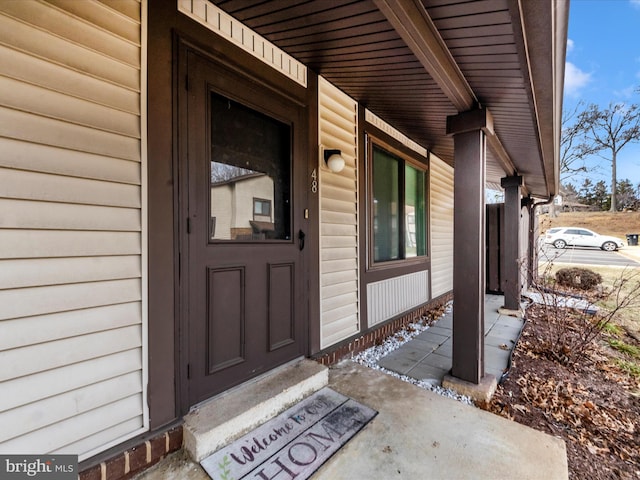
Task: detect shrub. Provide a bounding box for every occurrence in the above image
[555,267,602,291]
[530,261,640,364]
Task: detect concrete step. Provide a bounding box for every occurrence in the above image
[183,358,328,461]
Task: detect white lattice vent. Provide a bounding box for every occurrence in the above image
[365,109,427,157]
[178,0,307,87]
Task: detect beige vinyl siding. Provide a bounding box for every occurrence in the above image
[318,77,359,348]
[430,154,454,298]
[0,0,147,461]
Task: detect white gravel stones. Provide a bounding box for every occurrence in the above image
[351,303,474,405]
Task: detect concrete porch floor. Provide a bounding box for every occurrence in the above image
[313,362,568,480]
[378,294,524,385]
[135,362,568,480]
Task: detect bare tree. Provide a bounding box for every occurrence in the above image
[210,162,258,183]
[553,102,598,217]
[580,95,640,212]
[561,101,596,175]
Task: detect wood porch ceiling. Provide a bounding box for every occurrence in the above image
[212,0,561,198]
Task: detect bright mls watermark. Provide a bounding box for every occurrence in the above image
[0,455,77,480]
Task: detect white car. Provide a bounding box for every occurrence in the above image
[544,227,625,251]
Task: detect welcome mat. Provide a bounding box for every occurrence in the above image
[200,387,377,480]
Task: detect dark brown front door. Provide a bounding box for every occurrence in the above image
[179,46,308,406]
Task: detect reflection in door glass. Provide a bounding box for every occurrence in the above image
[209,92,291,241]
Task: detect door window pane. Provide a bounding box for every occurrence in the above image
[209,92,291,241]
[373,146,400,261]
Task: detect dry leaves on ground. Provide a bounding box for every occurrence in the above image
[481,304,640,480]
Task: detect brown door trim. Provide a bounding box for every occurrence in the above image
[174,37,311,411]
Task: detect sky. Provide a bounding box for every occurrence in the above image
[563,0,640,190]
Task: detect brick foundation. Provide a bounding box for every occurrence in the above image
[79,426,183,480]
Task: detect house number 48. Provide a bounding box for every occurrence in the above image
[311,168,318,193]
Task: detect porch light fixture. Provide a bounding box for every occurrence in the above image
[323,148,345,173]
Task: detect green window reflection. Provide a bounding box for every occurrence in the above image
[372,144,427,263]
[405,165,426,257]
[373,147,400,261]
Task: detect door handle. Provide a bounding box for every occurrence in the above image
[298,230,306,251]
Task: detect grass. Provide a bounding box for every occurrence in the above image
[615,359,640,379]
[539,211,640,238]
[603,323,623,336]
[537,263,640,329]
[592,268,640,332]
[608,339,640,358]
[537,211,640,333]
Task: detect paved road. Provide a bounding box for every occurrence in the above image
[539,244,640,267]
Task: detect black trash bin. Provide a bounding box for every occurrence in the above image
[626,234,639,246]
